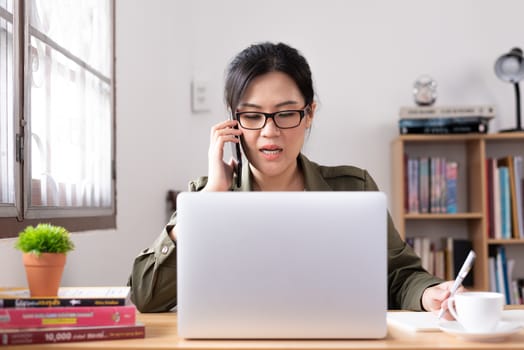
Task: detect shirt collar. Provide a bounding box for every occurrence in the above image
[236,153,332,191]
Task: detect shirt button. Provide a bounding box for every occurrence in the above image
[161,246,169,254]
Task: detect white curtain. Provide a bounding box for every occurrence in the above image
[29,0,112,208]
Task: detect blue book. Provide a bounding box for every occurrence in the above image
[513,156,524,239]
[498,167,511,239]
[446,161,458,213]
[498,246,511,304]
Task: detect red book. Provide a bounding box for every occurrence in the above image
[0,305,136,328]
[0,323,145,345]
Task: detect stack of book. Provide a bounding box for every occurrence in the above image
[488,245,524,305]
[485,155,524,240]
[405,155,458,214]
[0,286,145,346]
[405,237,474,286]
[398,105,495,135]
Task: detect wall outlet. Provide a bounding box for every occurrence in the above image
[191,80,211,112]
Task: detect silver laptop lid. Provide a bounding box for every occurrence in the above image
[177,191,387,339]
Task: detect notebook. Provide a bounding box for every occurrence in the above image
[387,310,524,332]
[176,191,387,339]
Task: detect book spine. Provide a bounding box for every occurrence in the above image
[419,157,429,213]
[408,158,419,213]
[399,123,488,135]
[522,178,524,239]
[488,256,497,292]
[0,324,145,346]
[440,158,447,213]
[493,161,502,239]
[513,156,524,239]
[446,161,458,213]
[499,167,512,239]
[0,298,127,308]
[0,305,136,328]
[486,159,494,238]
[452,239,474,287]
[498,246,511,304]
[399,105,495,119]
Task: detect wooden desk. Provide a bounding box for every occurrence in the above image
[3,309,524,350]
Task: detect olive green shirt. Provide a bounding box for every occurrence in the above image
[128,154,443,312]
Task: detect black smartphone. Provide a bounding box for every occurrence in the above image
[232,122,242,188]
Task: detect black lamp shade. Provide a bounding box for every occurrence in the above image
[494,48,524,83]
[494,47,524,132]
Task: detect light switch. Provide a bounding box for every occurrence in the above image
[191,80,211,112]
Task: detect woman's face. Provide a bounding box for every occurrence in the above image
[236,71,315,179]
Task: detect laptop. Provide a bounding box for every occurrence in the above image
[176,191,387,339]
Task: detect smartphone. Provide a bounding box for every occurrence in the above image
[234,135,242,188]
[231,119,242,188]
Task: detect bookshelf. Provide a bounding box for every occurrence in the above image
[391,132,524,292]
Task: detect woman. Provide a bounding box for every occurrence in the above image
[128,42,456,316]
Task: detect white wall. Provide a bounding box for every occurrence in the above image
[1,0,523,286]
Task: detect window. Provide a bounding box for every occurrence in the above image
[0,0,115,238]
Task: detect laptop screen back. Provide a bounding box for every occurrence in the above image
[176,191,387,339]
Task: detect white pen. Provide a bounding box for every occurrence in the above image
[437,250,476,319]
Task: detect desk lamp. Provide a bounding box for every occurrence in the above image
[494,47,524,132]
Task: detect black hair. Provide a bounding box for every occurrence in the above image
[225,42,314,113]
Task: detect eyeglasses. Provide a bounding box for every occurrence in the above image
[235,106,309,130]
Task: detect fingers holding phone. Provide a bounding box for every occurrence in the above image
[204,119,243,191]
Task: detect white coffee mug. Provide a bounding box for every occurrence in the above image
[447,292,505,333]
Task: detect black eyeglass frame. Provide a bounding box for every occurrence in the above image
[235,105,310,130]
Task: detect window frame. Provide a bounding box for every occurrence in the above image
[0,0,116,238]
[0,1,21,219]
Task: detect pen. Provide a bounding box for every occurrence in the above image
[437,250,476,319]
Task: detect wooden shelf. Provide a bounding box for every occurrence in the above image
[391,132,524,292]
[488,239,524,245]
[404,213,483,220]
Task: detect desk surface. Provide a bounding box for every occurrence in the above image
[3,308,524,350]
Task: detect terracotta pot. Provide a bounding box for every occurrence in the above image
[22,253,66,297]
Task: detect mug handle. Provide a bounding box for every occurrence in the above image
[447,297,460,322]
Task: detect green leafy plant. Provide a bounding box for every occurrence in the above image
[15,223,75,255]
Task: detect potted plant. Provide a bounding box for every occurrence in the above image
[15,223,75,297]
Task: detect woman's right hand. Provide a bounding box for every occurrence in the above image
[202,119,243,192]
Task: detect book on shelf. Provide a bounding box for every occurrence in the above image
[488,256,497,293]
[405,237,444,280]
[407,158,419,213]
[0,322,145,346]
[419,157,430,213]
[0,286,131,308]
[429,158,438,213]
[485,155,524,240]
[489,245,514,304]
[399,104,496,119]
[398,117,490,135]
[512,156,524,239]
[404,156,456,214]
[445,238,474,287]
[512,280,521,305]
[486,159,495,238]
[518,279,524,305]
[446,162,458,213]
[492,159,502,239]
[498,166,512,239]
[497,156,523,239]
[499,246,511,304]
[522,177,524,238]
[0,305,136,328]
